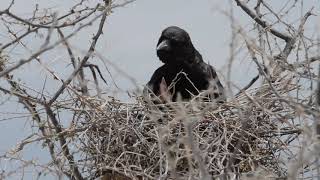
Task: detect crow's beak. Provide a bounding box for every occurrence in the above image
[157,40,170,51]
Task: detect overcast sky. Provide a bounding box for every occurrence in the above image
[0,0,319,179]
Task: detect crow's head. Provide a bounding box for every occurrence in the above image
[156,26,195,64]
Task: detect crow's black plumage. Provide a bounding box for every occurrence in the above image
[144,26,226,103]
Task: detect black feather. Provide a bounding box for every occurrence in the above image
[145,26,225,103]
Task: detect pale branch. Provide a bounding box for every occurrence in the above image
[0,9,106,78]
[83,63,108,85]
[316,64,320,135]
[280,8,314,59]
[0,86,45,105]
[3,74,72,178]
[111,0,136,9]
[49,7,108,105]
[235,74,260,96]
[2,5,99,29]
[259,0,294,30]
[291,55,320,68]
[234,0,292,42]
[57,28,88,95]
[0,5,99,51]
[45,105,83,180]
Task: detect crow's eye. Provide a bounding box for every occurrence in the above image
[171,39,183,46]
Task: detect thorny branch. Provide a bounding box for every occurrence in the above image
[0,0,319,179]
[0,0,135,179]
[235,0,292,42]
[49,6,108,105]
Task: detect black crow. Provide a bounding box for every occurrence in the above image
[144,26,226,103]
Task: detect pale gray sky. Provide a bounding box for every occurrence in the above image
[0,0,319,179]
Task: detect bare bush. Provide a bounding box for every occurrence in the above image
[0,0,319,179]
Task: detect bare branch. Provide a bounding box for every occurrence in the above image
[49,6,108,105]
[234,0,292,42]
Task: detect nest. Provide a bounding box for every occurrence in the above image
[70,75,302,180]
